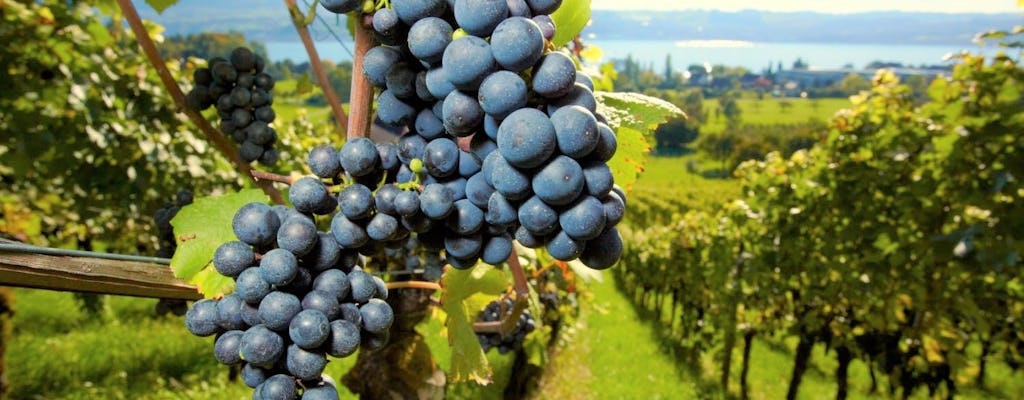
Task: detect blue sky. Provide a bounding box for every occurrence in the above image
[590,0,1022,13]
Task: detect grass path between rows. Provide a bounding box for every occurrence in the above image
[532,273,703,400]
[530,270,1024,400]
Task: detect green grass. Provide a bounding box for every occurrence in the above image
[534,273,705,400]
[6,289,365,399]
[702,98,849,134]
[271,78,343,126]
[533,262,1024,400]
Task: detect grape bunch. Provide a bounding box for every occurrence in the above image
[379,235,447,281]
[475,297,535,354]
[154,189,194,316]
[319,0,626,270]
[183,156,401,399]
[154,189,195,259]
[185,47,280,165]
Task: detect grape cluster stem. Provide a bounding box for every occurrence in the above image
[284,0,349,136]
[115,0,285,205]
[251,170,295,185]
[346,18,376,140]
[385,281,441,291]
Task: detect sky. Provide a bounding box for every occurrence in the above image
[590,0,1022,14]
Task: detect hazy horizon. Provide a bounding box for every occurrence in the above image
[591,0,1022,14]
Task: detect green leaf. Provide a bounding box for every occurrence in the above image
[596,91,685,140]
[550,0,590,48]
[606,126,649,191]
[439,265,509,384]
[85,19,113,47]
[170,189,269,298]
[145,0,180,14]
[193,266,235,298]
[94,0,119,17]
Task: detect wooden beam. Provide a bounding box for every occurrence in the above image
[0,252,201,300]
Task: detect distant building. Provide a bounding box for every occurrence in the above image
[774,67,950,90]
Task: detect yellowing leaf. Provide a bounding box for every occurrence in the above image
[170,189,269,298]
[923,336,945,363]
[606,126,649,191]
[579,44,604,62]
[193,266,235,298]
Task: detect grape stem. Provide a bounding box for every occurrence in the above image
[115,0,285,205]
[385,281,442,291]
[250,170,295,185]
[457,136,473,152]
[347,15,376,140]
[472,249,530,334]
[284,0,349,136]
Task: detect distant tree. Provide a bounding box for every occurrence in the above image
[719,91,742,129]
[162,32,268,64]
[654,117,697,153]
[636,70,664,91]
[903,74,931,103]
[866,60,904,69]
[792,58,808,70]
[615,54,643,91]
[663,55,673,82]
[778,100,793,113]
[324,61,353,103]
[679,90,706,125]
[839,73,871,94]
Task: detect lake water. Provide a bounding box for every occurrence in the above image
[265,40,1007,72]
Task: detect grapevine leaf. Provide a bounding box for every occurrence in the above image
[606,126,649,191]
[144,0,180,14]
[192,266,235,298]
[170,189,269,297]
[595,91,685,141]
[522,277,549,366]
[550,0,590,48]
[439,265,509,383]
[579,44,604,63]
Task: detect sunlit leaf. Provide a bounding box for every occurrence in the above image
[439,265,509,383]
[550,0,590,48]
[606,126,649,191]
[170,189,269,298]
[145,0,180,14]
[596,91,685,141]
[579,44,603,62]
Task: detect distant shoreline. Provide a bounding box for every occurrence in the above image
[263,39,1001,72]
